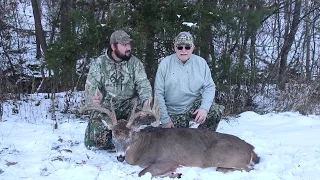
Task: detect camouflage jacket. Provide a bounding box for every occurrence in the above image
[85,49,152,111]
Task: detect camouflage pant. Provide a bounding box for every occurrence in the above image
[84,97,153,150]
[169,99,225,131]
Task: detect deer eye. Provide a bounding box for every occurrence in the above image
[114,129,121,135]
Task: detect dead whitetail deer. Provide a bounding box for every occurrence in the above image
[82,97,259,178]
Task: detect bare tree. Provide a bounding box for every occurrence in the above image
[31,0,47,56]
[31,0,48,93]
[304,0,311,81]
[278,0,302,89]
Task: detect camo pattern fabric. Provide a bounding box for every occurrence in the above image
[84,118,114,150]
[109,30,133,44]
[174,32,194,46]
[84,50,152,150]
[85,50,152,120]
[84,97,145,150]
[169,99,225,131]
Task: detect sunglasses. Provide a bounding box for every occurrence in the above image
[176,46,191,50]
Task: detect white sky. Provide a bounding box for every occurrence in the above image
[1,92,319,180]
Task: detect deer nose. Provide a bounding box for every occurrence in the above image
[117,155,125,162]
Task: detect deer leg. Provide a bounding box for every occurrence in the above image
[216,167,235,173]
[216,166,253,173]
[138,161,180,178]
[159,172,183,178]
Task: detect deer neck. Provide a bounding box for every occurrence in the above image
[125,131,151,164]
[128,131,146,150]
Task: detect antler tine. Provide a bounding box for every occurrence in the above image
[150,95,160,127]
[126,96,161,128]
[81,85,118,126]
[126,98,139,128]
[108,98,117,125]
[81,105,113,119]
[81,103,117,126]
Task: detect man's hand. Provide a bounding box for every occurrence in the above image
[92,88,103,106]
[161,121,175,128]
[139,99,150,117]
[193,108,208,124]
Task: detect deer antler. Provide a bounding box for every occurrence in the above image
[126,96,160,128]
[126,98,139,128]
[149,95,160,127]
[81,85,117,125]
[82,86,160,128]
[81,99,117,125]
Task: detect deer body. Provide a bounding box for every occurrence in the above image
[116,123,259,177]
[81,96,259,178]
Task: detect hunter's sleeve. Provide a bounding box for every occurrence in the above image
[200,63,215,111]
[134,60,152,102]
[85,58,103,101]
[154,62,171,124]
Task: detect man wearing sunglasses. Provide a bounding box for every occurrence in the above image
[155,32,224,130]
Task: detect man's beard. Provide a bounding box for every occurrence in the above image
[114,49,131,61]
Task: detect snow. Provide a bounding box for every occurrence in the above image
[1,2,320,180]
[1,93,320,180]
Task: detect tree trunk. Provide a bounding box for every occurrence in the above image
[0,101,2,122]
[31,0,48,93]
[144,33,156,88]
[31,0,47,56]
[0,71,2,122]
[60,0,72,40]
[278,0,302,89]
[304,0,311,82]
[198,0,215,64]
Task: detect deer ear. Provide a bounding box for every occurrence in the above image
[130,116,159,132]
[131,124,149,132]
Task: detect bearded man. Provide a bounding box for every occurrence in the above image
[84,30,152,150]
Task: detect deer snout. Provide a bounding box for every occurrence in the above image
[117,155,125,162]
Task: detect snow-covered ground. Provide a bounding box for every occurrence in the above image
[0,93,319,180]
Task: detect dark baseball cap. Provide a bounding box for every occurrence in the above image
[110,30,134,44]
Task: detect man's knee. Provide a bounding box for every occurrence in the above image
[170,114,190,128]
[198,104,225,131]
[84,119,114,150]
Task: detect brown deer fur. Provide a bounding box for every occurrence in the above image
[82,96,259,178]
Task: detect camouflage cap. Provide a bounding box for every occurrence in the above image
[174,32,194,46]
[110,30,133,44]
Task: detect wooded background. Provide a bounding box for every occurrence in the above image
[1,0,320,115]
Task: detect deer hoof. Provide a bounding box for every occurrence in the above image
[117,155,125,162]
[168,173,182,178]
